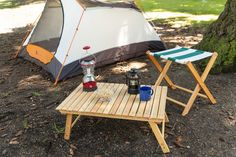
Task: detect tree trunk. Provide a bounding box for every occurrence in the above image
[196,0,236,73]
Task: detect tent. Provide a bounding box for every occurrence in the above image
[17,0,166,84]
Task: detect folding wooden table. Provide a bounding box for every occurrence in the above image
[56,82,170,153]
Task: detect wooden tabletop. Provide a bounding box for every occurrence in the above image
[56,82,167,122]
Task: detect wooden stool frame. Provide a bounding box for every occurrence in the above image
[146,51,218,116]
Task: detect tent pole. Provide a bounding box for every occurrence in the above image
[54,9,86,85]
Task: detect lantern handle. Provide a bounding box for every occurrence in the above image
[81,45,96,63]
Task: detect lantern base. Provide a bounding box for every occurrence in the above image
[83,86,97,92]
[128,88,139,95]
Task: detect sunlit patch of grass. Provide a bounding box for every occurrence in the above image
[0,0,43,9]
[190,19,216,28]
[150,13,217,28]
[136,0,226,29]
[0,0,20,9]
[136,0,226,15]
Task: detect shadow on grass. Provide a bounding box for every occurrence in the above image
[152,17,215,29]
[0,0,44,9]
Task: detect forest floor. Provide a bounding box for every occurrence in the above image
[0,1,236,157]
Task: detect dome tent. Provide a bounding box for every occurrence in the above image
[17,0,166,84]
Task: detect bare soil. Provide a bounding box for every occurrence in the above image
[0,5,236,157]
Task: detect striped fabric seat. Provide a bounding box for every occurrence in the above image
[150,47,213,64]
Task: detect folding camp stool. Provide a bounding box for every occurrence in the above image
[146,47,218,116]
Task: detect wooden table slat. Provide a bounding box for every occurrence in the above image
[70,83,106,111]
[136,101,147,117]
[78,83,106,112]
[109,85,128,115]
[83,83,111,112]
[62,89,87,111]
[69,91,94,112]
[157,87,167,120]
[97,84,121,113]
[91,83,115,113]
[129,94,141,116]
[103,84,125,114]
[116,90,131,115]
[66,92,87,111]
[122,94,136,116]
[56,84,83,110]
[150,87,162,119]
[143,86,156,118]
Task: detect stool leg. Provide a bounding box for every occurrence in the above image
[64,114,73,140]
[187,62,216,104]
[149,121,170,153]
[146,51,176,89]
[155,60,172,87]
[182,53,218,116]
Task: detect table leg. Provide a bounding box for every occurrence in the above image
[64,114,72,140]
[149,121,170,153]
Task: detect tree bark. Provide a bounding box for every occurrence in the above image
[196,0,236,73]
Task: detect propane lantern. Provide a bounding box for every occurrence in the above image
[126,68,140,94]
[81,46,97,92]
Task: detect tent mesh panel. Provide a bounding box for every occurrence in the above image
[28,0,63,53]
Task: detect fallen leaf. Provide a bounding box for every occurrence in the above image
[70,144,78,150]
[228,115,235,120]
[15,130,23,137]
[174,136,184,148]
[219,137,225,142]
[125,141,130,144]
[228,119,236,126]
[1,134,7,138]
[69,148,74,155]
[9,138,19,145]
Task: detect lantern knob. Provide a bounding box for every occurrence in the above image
[83,46,91,51]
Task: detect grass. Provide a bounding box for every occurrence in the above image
[53,123,64,134]
[31,91,42,97]
[136,0,226,15]
[22,118,29,129]
[0,0,43,9]
[136,0,227,27]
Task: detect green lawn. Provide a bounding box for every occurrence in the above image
[0,0,42,9]
[136,0,226,15]
[136,0,227,27]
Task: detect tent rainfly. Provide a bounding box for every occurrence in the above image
[17,0,166,84]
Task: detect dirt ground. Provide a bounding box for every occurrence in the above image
[1,3,236,157]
